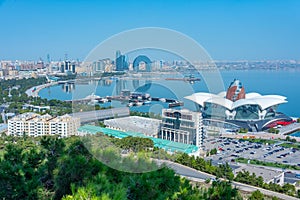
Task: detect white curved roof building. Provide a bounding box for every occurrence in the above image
[185,92,287,112]
[184,79,292,131]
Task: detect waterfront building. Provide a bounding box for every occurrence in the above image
[159,109,205,148]
[132,55,152,72]
[116,50,121,60]
[8,112,80,137]
[185,79,293,132]
[226,79,245,101]
[60,60,76,74]
[115,50,128,71]
[116,55,128,71]
[89,59,113,74]
[93,60,105,72]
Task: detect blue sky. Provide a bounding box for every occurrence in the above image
[0,0,299,61]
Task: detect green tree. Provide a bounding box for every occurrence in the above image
[206,181,242,200]
[126,167,181,200]
[40,136,65,190]
[210,148,217,155]
[249,190,264,200]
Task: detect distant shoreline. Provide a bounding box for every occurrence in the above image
[25,82,58,97]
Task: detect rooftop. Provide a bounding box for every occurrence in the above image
[104,116,161,137]
[234,165,283,183]
[9,112,79,123]
[185,92,287,110]
[78,125,198,154]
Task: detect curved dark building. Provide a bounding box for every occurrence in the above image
[132,55,152,72]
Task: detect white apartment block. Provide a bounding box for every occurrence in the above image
[8,112,80,137]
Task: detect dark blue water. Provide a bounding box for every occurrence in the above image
[39,70,300,117]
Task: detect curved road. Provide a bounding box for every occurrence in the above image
[157,160,299,200]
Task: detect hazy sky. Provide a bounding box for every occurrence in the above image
[0,0,299,61]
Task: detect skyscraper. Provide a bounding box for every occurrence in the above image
[116,50,121,60]
[115,50,128,71]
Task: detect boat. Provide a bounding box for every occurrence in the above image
[159,98,166,102]
[84,93,100,100]
[127,102,134,107]
[98,98,109,103]
[143,100,151,105]
[169,101,184,108]
[110,76,119,81]
[135,102,143,106]
[165,74,200,82]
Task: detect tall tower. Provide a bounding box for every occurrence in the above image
[47,54,51,63]
[116,50,121,60]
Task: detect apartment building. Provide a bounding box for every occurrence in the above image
[8,112,80,137]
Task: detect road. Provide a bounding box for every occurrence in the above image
[25,82,57,97]
[215,160,300,184]
[158,160,299,200]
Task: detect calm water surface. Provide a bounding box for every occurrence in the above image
[39,70,300,117]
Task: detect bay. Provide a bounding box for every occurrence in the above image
[39,70,300,117]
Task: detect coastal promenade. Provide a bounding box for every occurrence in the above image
[278,123,300,135]
[25,82,58,97]
[222,130,300,142]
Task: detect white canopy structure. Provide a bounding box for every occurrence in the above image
[185,92,287,111]
[185,80,292,131]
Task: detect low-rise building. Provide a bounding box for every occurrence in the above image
[104,116,161,137]
[22,104,50,113]
[8,112,80,137]
[234,165,284,186]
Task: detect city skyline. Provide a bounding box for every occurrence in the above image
[0,0,299,61]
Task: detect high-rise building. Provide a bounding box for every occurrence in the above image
[115,50,128,71]
[93,60,105,72]
[92,59,112,73]
[132,55,152,72]
[60,60,76,74]
[71,63,76,73]
[8,112,80,137]
[159,109,204,148]
[116,55,128,71]
[116,50,121,60]
[65,61,71,71]
[60,63,65,73]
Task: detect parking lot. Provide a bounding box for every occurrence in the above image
[205,137,300,166]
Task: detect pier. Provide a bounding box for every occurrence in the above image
[278,123,300,135]
[66,91,184,108]
[58,80,76,84]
